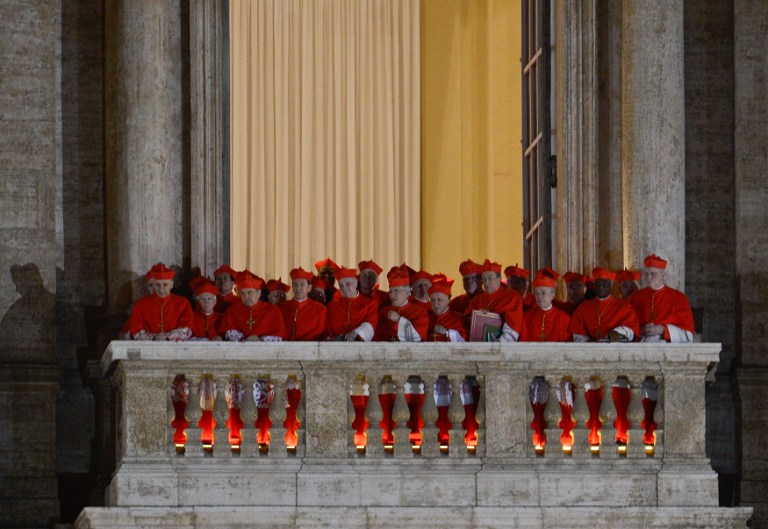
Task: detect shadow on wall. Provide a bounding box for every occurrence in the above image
[0,263,56,362]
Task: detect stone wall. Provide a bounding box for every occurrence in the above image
[683,0,738,502]
[0,0,61,526]
[735,1,768,527]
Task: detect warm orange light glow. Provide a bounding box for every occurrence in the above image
[562,445,572,455]
[535,444,545,456]
[617,444,628,456]
[590,445,600,455]
[467,445,477,455]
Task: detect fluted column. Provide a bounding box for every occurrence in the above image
[189,0,227,277]
[621,0,685,288]
[555,0,599,274]
[105,0,185,309]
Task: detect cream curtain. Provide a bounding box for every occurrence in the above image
[230,0,421,280]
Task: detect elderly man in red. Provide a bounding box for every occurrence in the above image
[358,259,390,308]
[409,269,433,310]
[449,259,482,314]
[327,266,378,341]
[505,263,535,312]
[630,254,695,342]
[569,267,639,342]
[428,277,467,342]
[128,263,194,341]
[280,267,328,341]
[465,259,524,342]
[220,271,288,341]
[375,266,429,341]
[189,277,222,340]
[521,270,571,342]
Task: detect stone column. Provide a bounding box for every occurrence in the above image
[621,0,686,288]
[104,0,185,311]
[555,0,599,274]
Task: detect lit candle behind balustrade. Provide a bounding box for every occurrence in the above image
[170,374,189,454]
[529,376,550,455]
[404,375,425,454]
[253,376,274,454]
[283,375,302,454]
[433,375,452,454]
[556,377,575,455]
[378,375,397,454]
[641,377,659,456]
[612,376,632,456]
[197,374,217,453]
[225,375,245,453]
[460,376,481,454]
[349,375,370,454]
[584,376,604,456]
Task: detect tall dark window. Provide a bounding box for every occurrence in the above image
[521,0,552,272]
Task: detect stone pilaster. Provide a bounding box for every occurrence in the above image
[104,0,186,311]
[555,0,599,273]
[189,0,227,277]
[621,0,686,289]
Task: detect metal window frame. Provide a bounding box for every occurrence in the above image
[521,0,552,273]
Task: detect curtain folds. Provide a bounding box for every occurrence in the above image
[230,0,421,278]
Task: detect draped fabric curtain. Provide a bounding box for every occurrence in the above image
[230,0,421,279]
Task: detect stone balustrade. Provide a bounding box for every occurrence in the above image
[74,341,752,529]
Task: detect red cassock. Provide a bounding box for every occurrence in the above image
[630,286,695,340]
[568,296,639,340]
[220,301,288,340]
[280,298,328,341]
[215,292,240,314]
[552,299,580,315]
[465,288,524,337]
[409,297,432,311]
[522,293,537,313]
[327,294,379,340]
[363,288,391,309]
[428,310,468,342]
[129,294,195,337]
[375,303,429,341]
[448,292,477,315]
[192,310,222,339]
[521,306,572,342]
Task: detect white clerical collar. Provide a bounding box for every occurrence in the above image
[652,284,667,291]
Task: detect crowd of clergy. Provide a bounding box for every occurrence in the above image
[124,253,695,344]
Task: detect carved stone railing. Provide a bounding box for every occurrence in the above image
[75,341,752,529]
